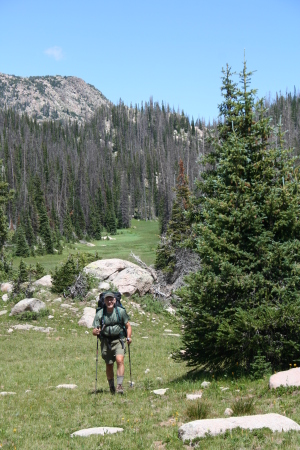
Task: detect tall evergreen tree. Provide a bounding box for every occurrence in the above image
[15,225,30,257]
[33,176,53,254]
[178,62,300,372]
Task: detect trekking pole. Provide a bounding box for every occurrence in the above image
[127,339,133,387]
[95,326,100,394]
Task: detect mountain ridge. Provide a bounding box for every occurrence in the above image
[0,73,111,123]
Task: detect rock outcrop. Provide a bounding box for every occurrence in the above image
[78,307,95,328]
[84,259,154,296]
[0,73,110,123]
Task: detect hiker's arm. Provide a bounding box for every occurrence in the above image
[126,322,132,344]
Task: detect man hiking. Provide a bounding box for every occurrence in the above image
[92,292,132,394]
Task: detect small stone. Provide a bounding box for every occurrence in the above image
[7,328,13,333]
[186,392,202,400]
[0,391,16,396]
[56,384,77,389]
[0,310,7,316]
[53,298,62,303]
[142,336,148,339]
[85,331,89,334]
[128,381,135,385]
[152,388,169,396]
[163,333,181,337]
[25,390,32,393]
[48,315,54,319]
[145,369,150,374]
[130,322,140,327]
[2,294,8,302]
[220,387,229,392]
[1,282,13,293]
[201,381,211,388]
[164,329,172,333]
[224,408,233,416]
[71,427,123,437]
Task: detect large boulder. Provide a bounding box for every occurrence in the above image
[33,275,52,287]
[9,298,46,316]
[178,414,300,442]
[78,307,95,328]
[84,259,154,296]
[269,368,300,389]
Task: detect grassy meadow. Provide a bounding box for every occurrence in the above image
[2,220,300,448]
[12,219,161,272]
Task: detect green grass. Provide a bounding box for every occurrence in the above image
[2,291,300,449]
[2,222,300,448]
[12,219,160,272]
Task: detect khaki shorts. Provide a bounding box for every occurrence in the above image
[101,337,126,364]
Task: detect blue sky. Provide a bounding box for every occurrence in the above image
[1,0,299,123]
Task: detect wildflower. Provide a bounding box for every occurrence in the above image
[294,364,297,367]
[13,429,16,432]
[122,418,124,421]
[236,362,239,366]
[127,419,129,422]
[232,372,234,375]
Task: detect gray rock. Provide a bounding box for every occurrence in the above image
[0,391,16,396]
[178,414,300,442]
[224,408,233,416]
[0,310,7,316]
[130,322,140,327]
[10,298,46,316]
[1,282,13,293]
[186,393,202,400]
[7,328,13,333]
[56,384,77,389]
[99,281,110,290]
[2,294,8,302]
[71,427,123,437]
[201,381,211,388]
[33,275,52,287]
[163,333,181,337]
[269,368,300,389]
[53,298,62,303]
[152,388,169,395]
[78,307,95,328]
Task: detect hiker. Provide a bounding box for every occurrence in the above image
[92,292,132,394]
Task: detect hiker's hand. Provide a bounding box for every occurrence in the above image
[127,337,132,345]
[93,328,101,336]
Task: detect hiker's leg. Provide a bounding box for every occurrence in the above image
[106,363,114,380]
[116,355,125,393]
[116,355,124,376]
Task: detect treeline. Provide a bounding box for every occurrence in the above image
[0,100,203,251]
[0,86,299,254]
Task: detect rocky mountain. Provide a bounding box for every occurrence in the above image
[0,73,111,123]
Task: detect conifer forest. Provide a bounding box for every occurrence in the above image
[0,69,299,258]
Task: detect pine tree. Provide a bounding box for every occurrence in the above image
[178,62,300,372]
[15,225,30,257]
[33,176,53,254]
[63,209,74,242]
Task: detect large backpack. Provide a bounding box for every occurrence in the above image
[96,291,127,338]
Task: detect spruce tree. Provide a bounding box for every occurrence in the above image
[15,225,30,257]
[178,62,300,372]
[63,209,74,242]
[33,176,53,254]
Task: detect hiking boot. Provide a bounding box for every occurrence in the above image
[116,384,124,394]
[110,385,116,395]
